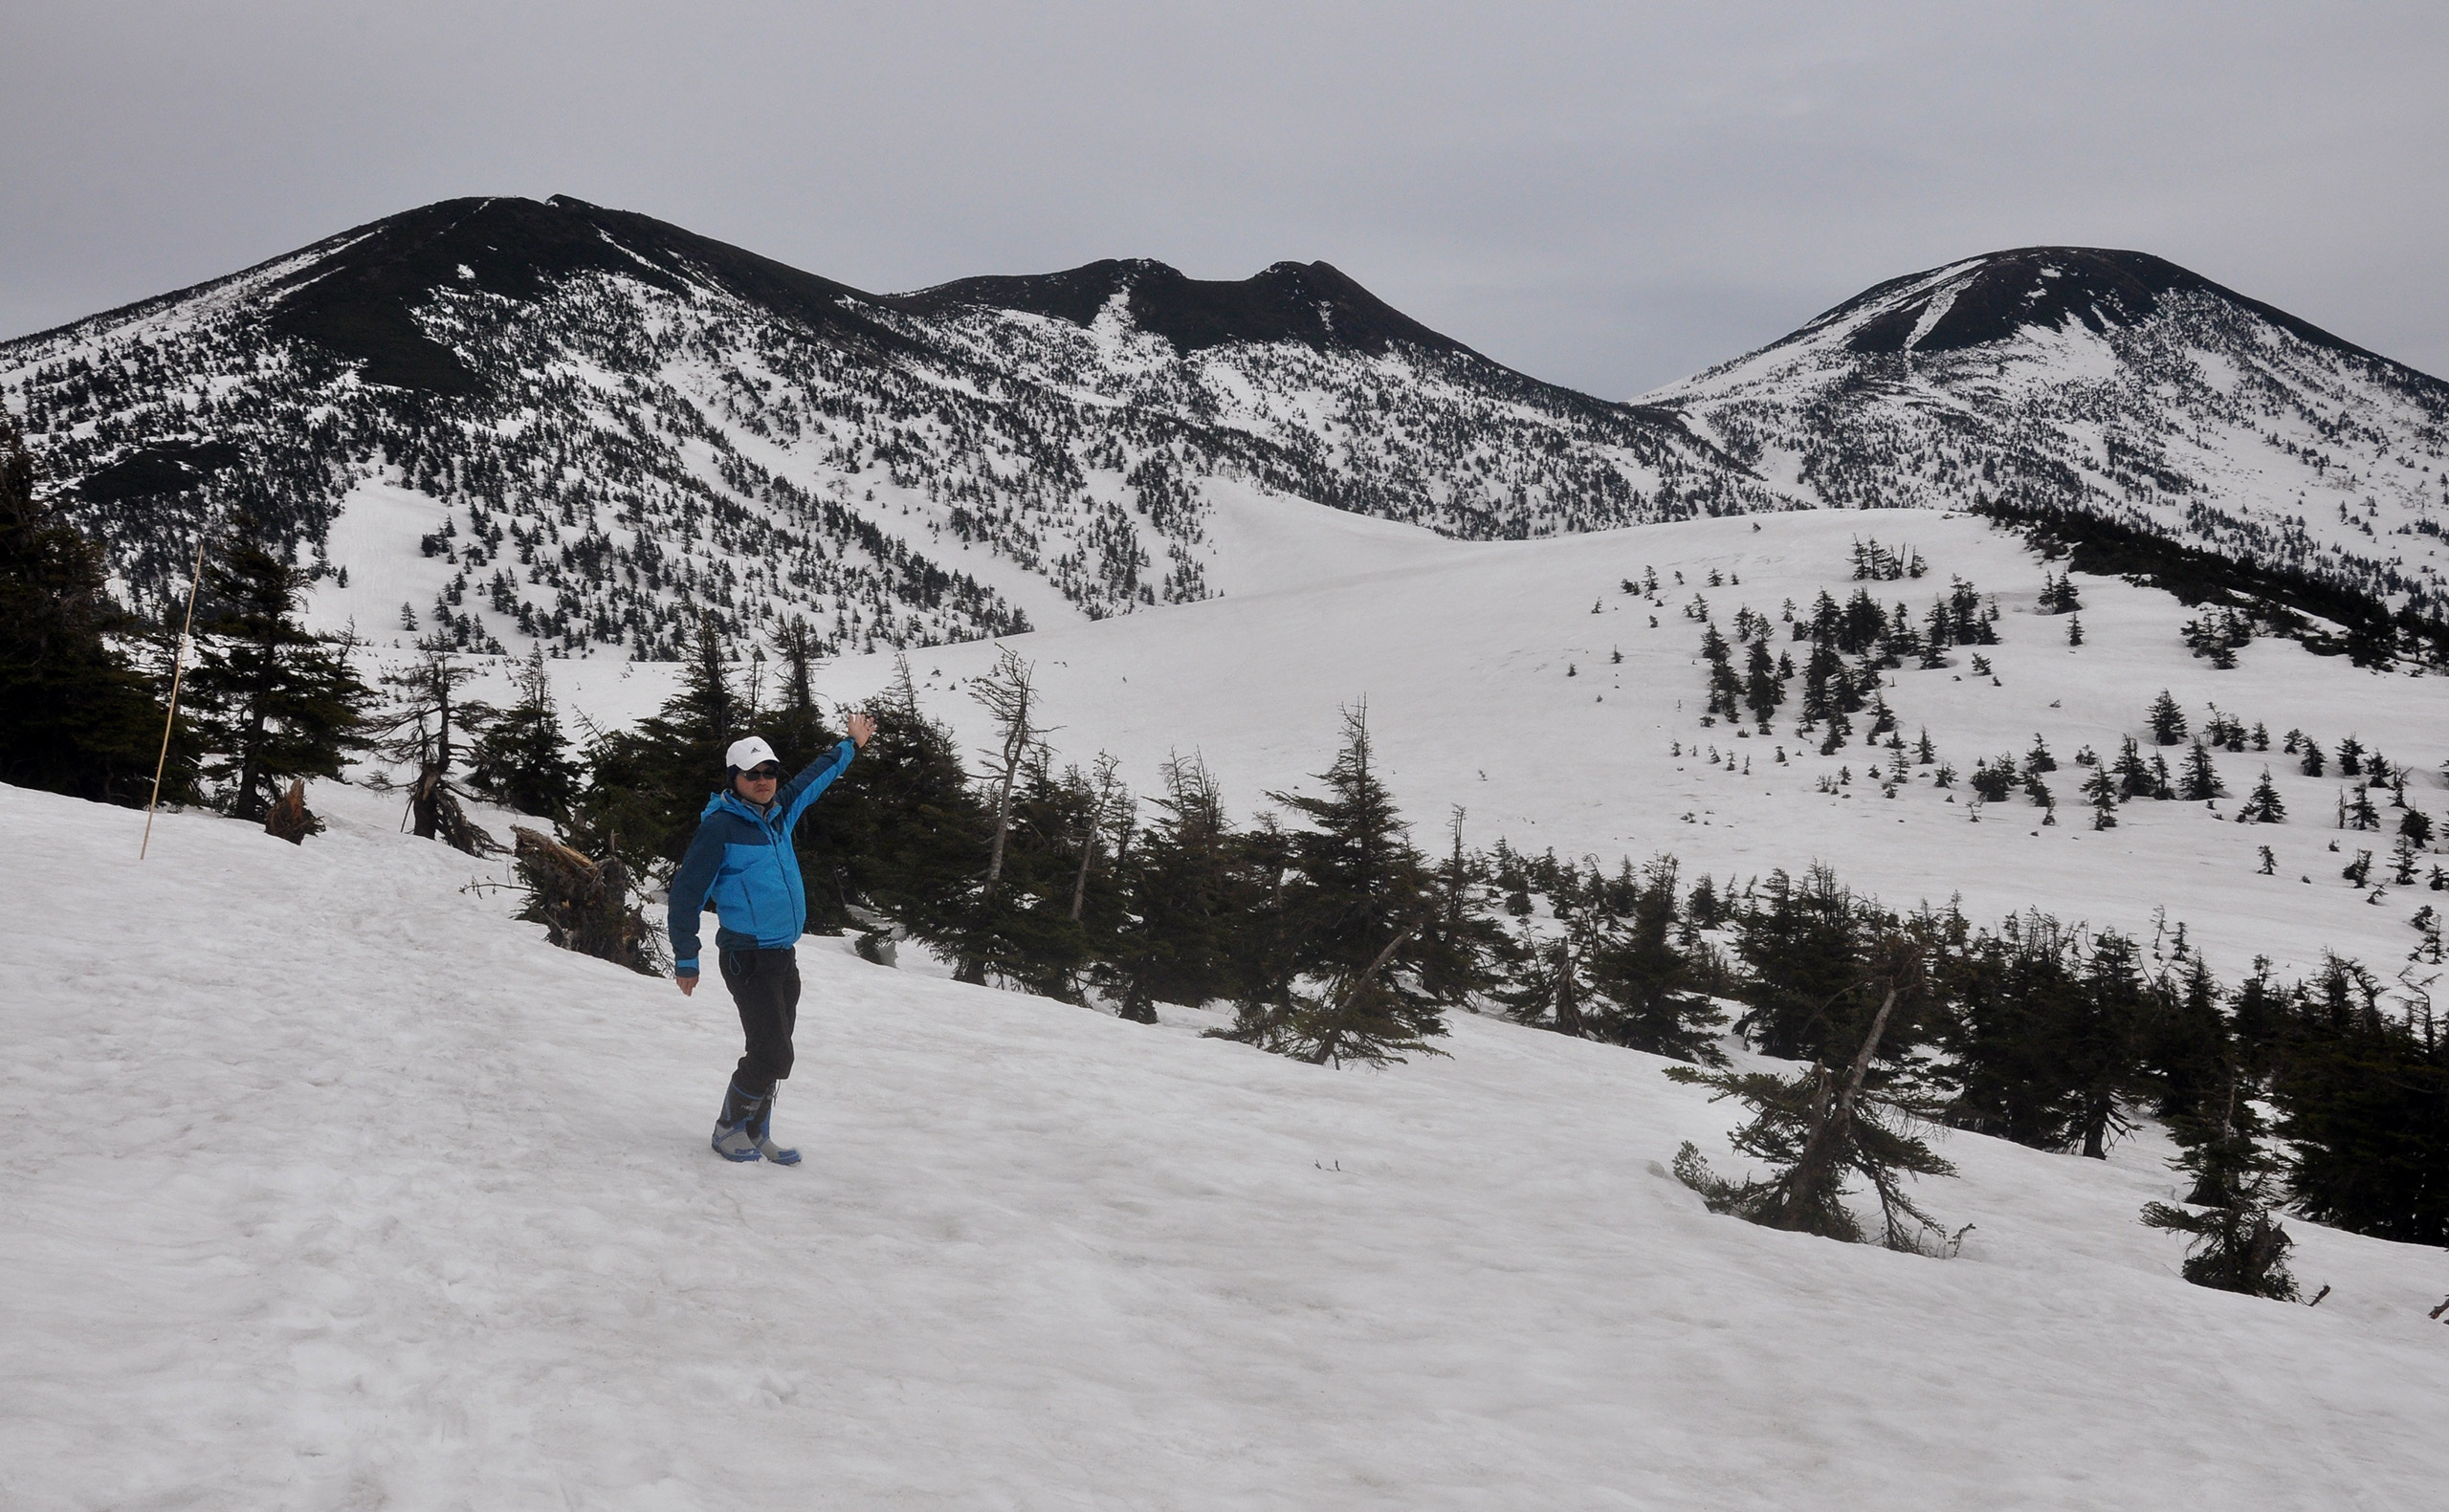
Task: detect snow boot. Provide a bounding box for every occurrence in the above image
[712,1079,766,1162]
[748,1084,801,1166]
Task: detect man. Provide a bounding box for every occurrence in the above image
[670,712,876,1163]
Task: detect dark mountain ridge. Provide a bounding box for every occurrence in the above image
[898,256,1469,359]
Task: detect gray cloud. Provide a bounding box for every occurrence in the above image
[5,0,2442,394]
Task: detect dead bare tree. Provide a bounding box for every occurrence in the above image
[969,645,1043,902]
[1068,751,1132,924]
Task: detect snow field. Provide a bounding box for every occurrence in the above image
[492,503,2445,996]
[5,779,2448,1509]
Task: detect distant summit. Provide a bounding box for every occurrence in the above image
[899,257,1468,358]
[1798,247,2423,371]
[256,195,911,394]
[1645,246,2448,635]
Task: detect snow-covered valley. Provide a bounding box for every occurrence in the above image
[6,773,2448,1509]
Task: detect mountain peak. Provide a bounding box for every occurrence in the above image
[1827,247,2208,356]
[260,195,896,394]
[897,257,1466,357]
[1815,246,2413,372]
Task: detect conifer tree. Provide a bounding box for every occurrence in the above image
[1938,915,2086,1147]
[1742,640,1783,730]
[2062,931,2152,1158]
[2271,954,2449,1244]
[792,656,990,950]
[468,645,581,820]
[0,414,168,804]
[2082,761,2121,829]
[2147,690,2189,745]
[1101,753,1234,1021]
[1798,640,1842,729]
[2111,735,2156,800]
[2342,786,2380,832]
[2238,768,2286,823]
[2144,947,2229,1123]
[1582,856,1728,1063]
[184,515,375,822]
[2140,1063,2300,1299]
[1414,807,1510,1008]
[2179,740,2226,801]
[2141,1154,2300,1301]
[959,646,1043,983]
[373,638,496,851]
[578,619,751,873]
[1500,929,1593,1038]
[1730,865,1873,1063]
[977,745,1108,999]
[1222,705,1445,1065]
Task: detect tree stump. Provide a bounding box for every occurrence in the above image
[263,779,318,844]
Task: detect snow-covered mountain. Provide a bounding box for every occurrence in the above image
[6,206,2440,663]
[0,194,1770,658]
[1644,248,2449,625]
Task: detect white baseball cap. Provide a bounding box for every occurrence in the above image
[725,736,779,773]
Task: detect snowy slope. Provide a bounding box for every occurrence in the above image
[6,780,2447,1508]
[532,506,2446,998]
[1644,248,2449,620]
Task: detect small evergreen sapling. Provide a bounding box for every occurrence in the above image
[2179,741,2226,802]
[2083,762,2121,830]
[2147,690,2189,746]
[2238,769,2286,824]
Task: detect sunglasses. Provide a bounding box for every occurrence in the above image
[741,763,783,781]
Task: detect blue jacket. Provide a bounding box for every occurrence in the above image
[669,740,857,975]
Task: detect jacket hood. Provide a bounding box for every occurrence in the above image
[701,789,766,822]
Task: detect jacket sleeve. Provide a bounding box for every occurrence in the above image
[780,739,857,830]
[667,819,726,975]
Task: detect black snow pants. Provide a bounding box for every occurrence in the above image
[720,946,800,1097]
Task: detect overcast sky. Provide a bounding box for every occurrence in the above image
[6,1,2443,396]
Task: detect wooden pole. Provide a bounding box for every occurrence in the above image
[140,537,208,860]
